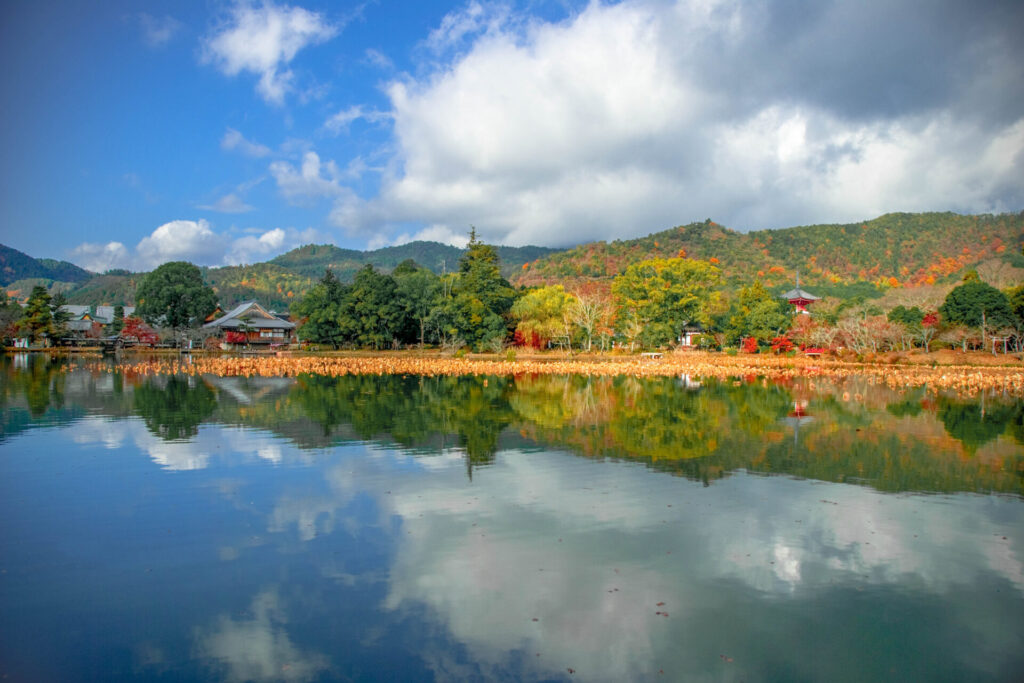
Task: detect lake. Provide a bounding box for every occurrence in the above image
[1,354,1023,681]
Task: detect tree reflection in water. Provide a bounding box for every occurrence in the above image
[2,358,1023,495]
[134,375,217,441]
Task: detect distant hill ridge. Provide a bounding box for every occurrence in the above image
[270,240,558,280]
[0,243,92,287]
[515,211,1024,298]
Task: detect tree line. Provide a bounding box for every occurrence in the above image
[5,235,1022,355]
[293,233,1024,354]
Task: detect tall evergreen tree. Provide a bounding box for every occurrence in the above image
[449,229,516,349]
[20,285,54,344]
[293,269,347,348]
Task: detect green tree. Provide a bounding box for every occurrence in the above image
[293,269,347,348]
[611,258,722,348]
[887,305,925,327]
[394,264,442,347]
[939,279,1014,348]
[20,285,54,344]
[724,281,791,344]
[448,229,516,350]
[109,305,125,335]
[49,292,71,340]
[135,261,217,335]
[1006,284,1024,351]
[346,265,408,349]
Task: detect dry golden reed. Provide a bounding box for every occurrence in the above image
[88,352,1024,396]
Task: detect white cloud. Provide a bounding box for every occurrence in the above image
[331,0,1024,247]
[201,2,337,104]
[136,219,228,269]
[225,227,287,264]
[363,48,394,70]
[68,222,323,271]
[322,105,390,135]
[269,151,349,203]
[424,0,512,55]
[138,13,183,48]
[221,128,272,158]
[199,193,255,214]
[68,241,131,273]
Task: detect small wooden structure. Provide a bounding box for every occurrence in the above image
[202,301,296,348]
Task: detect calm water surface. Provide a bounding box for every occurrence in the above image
[1,355,1023,682]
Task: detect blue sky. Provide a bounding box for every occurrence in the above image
[1,0,1022,273]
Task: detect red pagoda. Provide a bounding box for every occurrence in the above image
[780,274,819,314]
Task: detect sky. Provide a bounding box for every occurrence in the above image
[1,0,1022,273]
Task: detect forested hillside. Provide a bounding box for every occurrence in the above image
[201,263,313,312]
[271,241,558,281]
[0,244,91,287]
[517,212,1024,297]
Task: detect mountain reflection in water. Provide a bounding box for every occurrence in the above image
[1,355,1023,681]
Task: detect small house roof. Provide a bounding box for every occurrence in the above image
[202,301,295,330]
[60,305,90,318]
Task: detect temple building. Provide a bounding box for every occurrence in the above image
[780,275,820,314]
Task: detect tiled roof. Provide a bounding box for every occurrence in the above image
[202,301,295,330]
[780,287,820,301]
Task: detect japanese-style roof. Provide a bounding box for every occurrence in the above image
[58,305,135,324]
[60,305,90,318]
[202,301,295,330]
[780,287,820,301]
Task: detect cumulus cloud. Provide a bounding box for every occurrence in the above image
[135,219,228,268]
[69,241,131,273]
[201,1,337,104]
[225,227,287,264]
[330,0,1024,247]
[221,128,272,158]
[68,221,324,271]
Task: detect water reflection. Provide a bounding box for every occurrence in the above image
[1,356,1023,681]
[135,375,217,441]
[195,590,329,682]
[2,356,1023,496]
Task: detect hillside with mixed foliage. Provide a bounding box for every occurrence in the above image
[201,263,314,312]
[64,273,140,306]
[515,212,1024,298]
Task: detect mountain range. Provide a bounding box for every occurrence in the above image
[3,211,1022,311]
